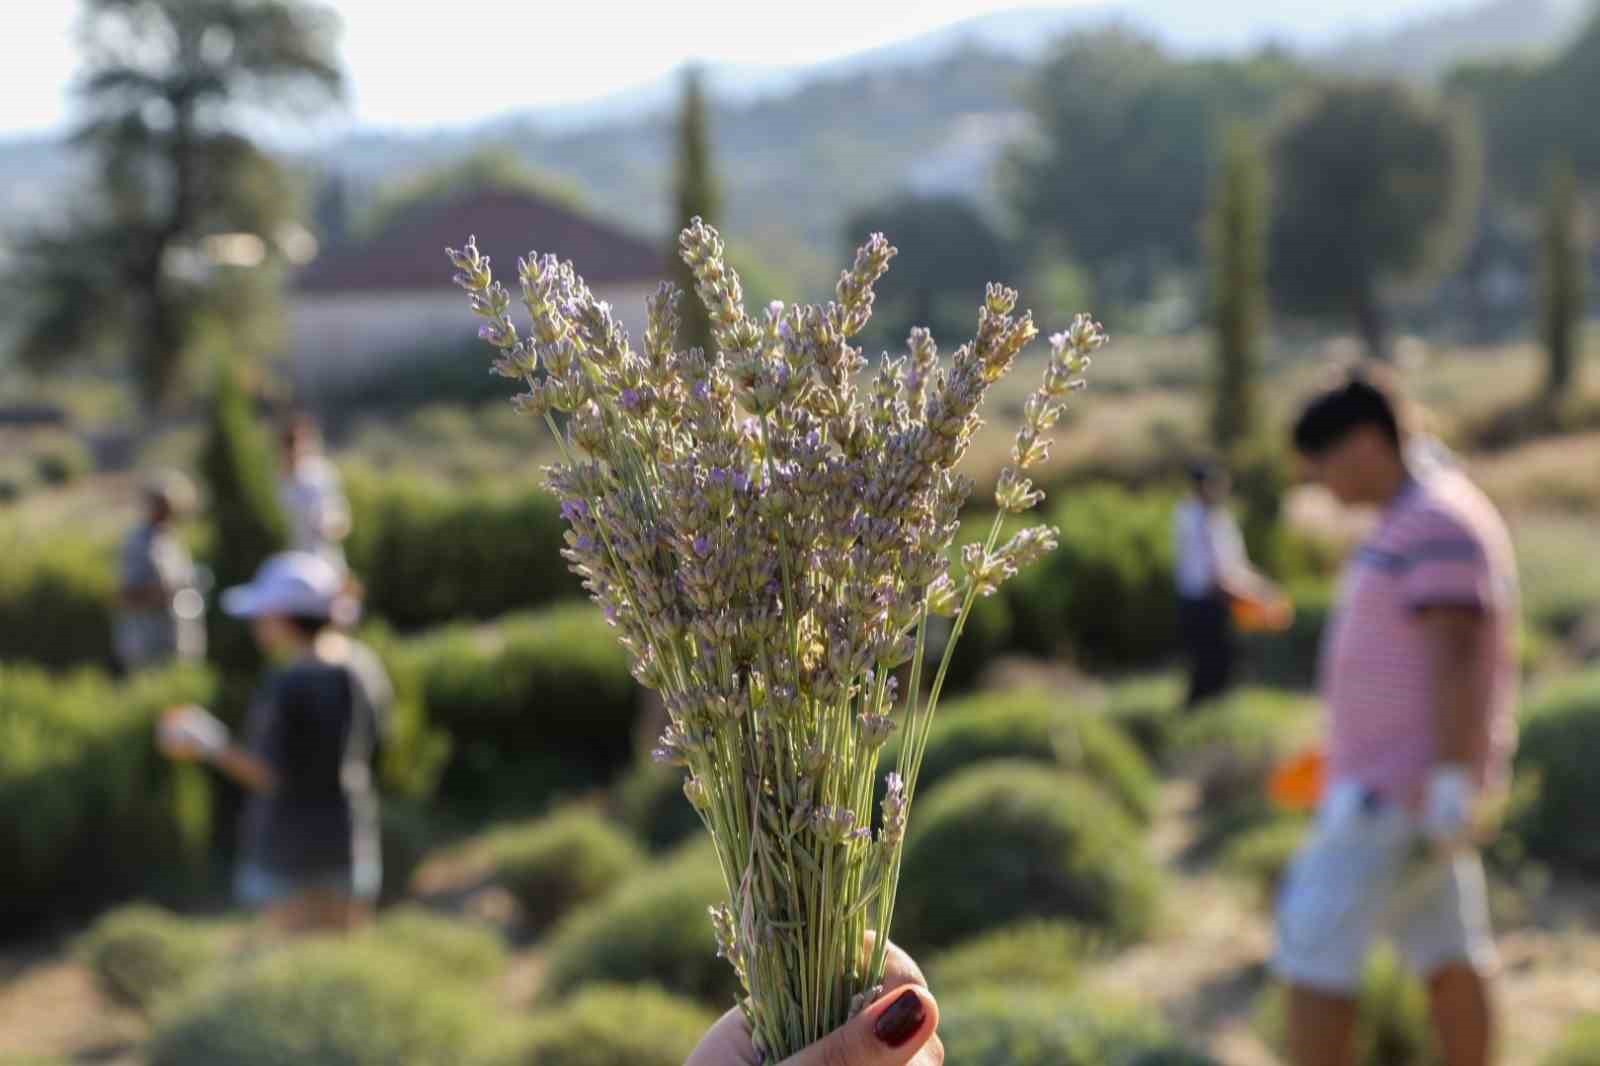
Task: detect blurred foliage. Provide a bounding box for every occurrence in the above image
[0,533,118,670]
[359,147,589,236]
[940,987,1214,1066]
[897,761,1161,950]
[1009,30,1307,312]
[482,806,645,933]
[0,663,217,935]
[612,758,703,853]
[76,904,232,1013]
[671,67,721,357]
[517,983,716,1066]
[925,919,1093,997]
[1539,160,1586,399]
[1542,1015,1600,1066]
[11,0,342,410]
[1209,127,1268,451]
[1511,668,1600,873]
[1269,82,1482,360]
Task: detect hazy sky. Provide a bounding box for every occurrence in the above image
[7,1,1087,136]
[6,0,1482,137]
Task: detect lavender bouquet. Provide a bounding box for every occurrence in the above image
[448,220,1104,1060]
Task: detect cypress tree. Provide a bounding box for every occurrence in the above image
[671,66,722,356]
[1541,160,1586,399]
[1209,127,1268,452]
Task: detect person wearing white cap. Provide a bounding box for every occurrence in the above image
[159,551,390,933]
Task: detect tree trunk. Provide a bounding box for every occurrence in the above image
[1353,286,1390,362]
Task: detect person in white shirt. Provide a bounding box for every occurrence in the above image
[279,415,351,572]
[1173,461,1280,709]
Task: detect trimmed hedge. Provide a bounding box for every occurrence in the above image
[1511,669,1600,873]
[344,468,580,631]
[1103,674,1185,764]
[539,848,737,1007]
[517,983,716,1066]
[147,940,514,1066]
[76,904,229,1012]
[897,762,1162,949]
[0,535,117,671]
[369,905,508,983]
[940,987,1216,1066]
[1006,484,1178,667]
[384,606,639,810]
[1172,688,1317,816]
[0,663,216,935]
[925,920,1092,996]
[485,807,645,931]
[881,689,1157,822]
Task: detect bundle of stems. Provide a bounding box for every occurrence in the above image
[448,220,1104,1061]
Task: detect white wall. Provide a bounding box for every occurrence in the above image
[287,282,657,400]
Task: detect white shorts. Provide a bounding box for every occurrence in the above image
[1272,787,1496,993]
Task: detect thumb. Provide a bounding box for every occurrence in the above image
[780,987,938,1066]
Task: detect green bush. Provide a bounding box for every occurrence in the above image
[1258,947,1440,1066]
[368,905,508,984]
[1006,484,1178,667]
[1542,1015,1600,1066]
[0,663,217,935]
[386,606,639,809]
[925,920,1092,996]
[881,689,1157,822]
[1511,669,1600,873]
[897,762,1162,950]
[485,807,645,931]
[379,798,450,902]
[517,983,716,1066]
[33,435,94,486]
[148,940,514,1066]
[76,904,228,1012]
[344,467,581,631]
[1237,578,1334,690]
[1172,688,1317,816]
[613,760,703,852]
[940,987,1215,1066]
[1104,674,1185,764]
[0,534,117,670]
[539,848,737,1007]
[1220,815,1310,904]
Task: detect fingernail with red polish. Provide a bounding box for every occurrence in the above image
[873,989,926,1048]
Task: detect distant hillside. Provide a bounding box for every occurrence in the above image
[1321,0,1587,81]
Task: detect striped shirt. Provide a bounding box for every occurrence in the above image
[1321,470,1519,802]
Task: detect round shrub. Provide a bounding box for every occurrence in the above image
[1104,674,1185,765]
[148,941,513,1066]
[1542,1015,1600,1066]
[881,689,1157,823]
[76,904,226,1012]
[940,987,1215,1066]
[1511,670,1600,873]
[925,920,1092,996]
[516,983,716,1066]
[897,762,1162,949]
[1257,947,1439,1066]
[368,906,507,984]
[0,535,117,670]
[486,807,644,931]
[1220,816,1310,904]
[1005,484,1178,667]
[1171,688,1317,813]
[613,760,703,852]
[539,848,738,1006]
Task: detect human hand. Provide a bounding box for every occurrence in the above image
[684,939,941,1066]
[157,705,229,762]
[1421,764,1474,851]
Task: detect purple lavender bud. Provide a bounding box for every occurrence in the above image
[620,387,643,411]
[561,498,590,523]
[693,535,712,558]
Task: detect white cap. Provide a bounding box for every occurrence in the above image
[222,551,356,625]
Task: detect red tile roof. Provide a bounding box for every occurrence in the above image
[295,187,666,294]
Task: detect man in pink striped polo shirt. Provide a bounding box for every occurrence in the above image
[1275,370,1517,1066]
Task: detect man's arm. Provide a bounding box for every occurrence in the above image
[1418,604,1486,768]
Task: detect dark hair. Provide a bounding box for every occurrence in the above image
[1187,459,1222,487]
[283,613,331,640]
[1292,368,1404,457]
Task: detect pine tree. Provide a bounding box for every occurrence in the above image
[671,66,722,355]
[1209,127,1268,452]
[1541,160,1586,399]
[199,359,287,677]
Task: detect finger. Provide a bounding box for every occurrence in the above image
[683,1007,761,1066]
[910,1034,945,1066]
[880,940,928,993]
[778,985,938,1066]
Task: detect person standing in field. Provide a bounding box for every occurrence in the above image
[1276,369,1518,1066]
[115,471,206,674]
[1172,460,1283,709]
[159,551,390,933]
[279,414,351,571]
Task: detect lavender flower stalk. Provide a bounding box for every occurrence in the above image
[448,220,1107,1060]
